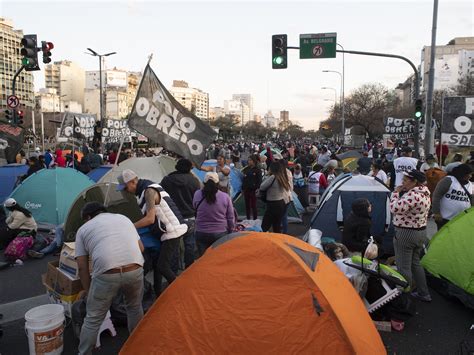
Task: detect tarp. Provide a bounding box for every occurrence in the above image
[120,232,386,354]
[192,159,243,200]
[310,174,393,252]
[8,168,94,226]
[87,166,112,182]
[98,156,177,185]
[337,150,362,160]
[0,164,28,204]
[233,191,303,223]
[422,207,474,308]
[63,182,143,242]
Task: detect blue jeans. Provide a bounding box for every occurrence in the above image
[170,220,196,272]
[78,267,144,355]
[195,231,227,257]
[281,203,289,234]
[39,224,64,254]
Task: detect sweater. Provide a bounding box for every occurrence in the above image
[260,176,291,204]
[193,190,235,233]
[160,172,201,219]
[6,210,37,231]
[342,213,371,253]
[390,185,431,229]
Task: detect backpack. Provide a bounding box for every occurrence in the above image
[4,234,34,261]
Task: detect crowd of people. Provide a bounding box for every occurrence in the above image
[1,137,474,351]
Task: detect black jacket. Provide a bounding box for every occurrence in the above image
[342,199,372,253]
[160,172,201,219]
[242,166,262,191]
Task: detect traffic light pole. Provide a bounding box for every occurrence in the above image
[11,65,26,123]
[335,49,421,158]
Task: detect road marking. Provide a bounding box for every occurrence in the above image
[0,294,49,324]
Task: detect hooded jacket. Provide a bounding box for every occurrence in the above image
[160,172,201,219]
[390,185,431,229]
[55,149,66,168]
[342,199,371,253]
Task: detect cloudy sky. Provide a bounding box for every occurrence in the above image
[2,0,473,129]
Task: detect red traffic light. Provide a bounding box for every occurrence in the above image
[42,42,54,51]
[17,110,24,116]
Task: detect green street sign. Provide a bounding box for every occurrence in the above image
[300,33,337,59]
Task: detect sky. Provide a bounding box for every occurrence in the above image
[1,0,473,130]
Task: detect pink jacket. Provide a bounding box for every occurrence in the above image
[390,185,431,229]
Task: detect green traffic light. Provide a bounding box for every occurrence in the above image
[22,57,30,65]
[415,111,422,118]
[273,56,284,65]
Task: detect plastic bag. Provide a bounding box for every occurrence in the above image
[364,236,378,260]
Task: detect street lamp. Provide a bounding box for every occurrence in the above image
[86,48,117,131]
[322,69,345,141]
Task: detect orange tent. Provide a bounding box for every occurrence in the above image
[121,232,386,354]
[62,149,84,162]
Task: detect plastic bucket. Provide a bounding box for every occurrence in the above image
[25,304,65,355]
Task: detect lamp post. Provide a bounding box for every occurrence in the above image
[322,69,344,142]
[86,48,117,132]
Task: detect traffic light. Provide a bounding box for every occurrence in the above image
[272,34,287,69]
[20,34,40,71]
[414,99,423,120]
[16,110,24,126]
[5,109,13,122]
[41,41,54,64]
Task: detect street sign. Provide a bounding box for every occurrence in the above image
[300,33,337,59]
[7,95,20,109]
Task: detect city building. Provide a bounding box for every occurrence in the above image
[254,114,262,124]
[224,99,250,125]
[209,107,225,122]
[279,110,290,130]
[36,88,83,114]
[395,74,416,108]
[420,37,474,91]
[0,18,35,111]
[83,88,128,120]
[263,110,277,128]
[232,94,254,121]
[169,80,209,120]
[127,71,141,113]
[45,60,85,106]
[85,68,128,90]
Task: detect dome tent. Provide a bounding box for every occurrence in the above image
[8,168,94,226]
[0,163,28,204]
[121,232,386,354]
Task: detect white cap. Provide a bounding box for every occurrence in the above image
[4,198,17,208]
[204,172,219,184]
[117,169,138,190]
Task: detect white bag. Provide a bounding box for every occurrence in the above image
[364,236,378,260]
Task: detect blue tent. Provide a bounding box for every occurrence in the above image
[0,164,28,204]
[310,174,393,252]
[192,160,243,200]
[9,168,94,225]
[87,165,112,182]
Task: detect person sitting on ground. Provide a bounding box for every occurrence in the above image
[357,151,373,175]
[117,169,187,298]
[444,153,463,173]
[193,172,235,256]
[342,198,373,254]
[420,154,440,173]
[0,198,37,250]
[368,161,388,185]
[432,164,473,230]
[75,202,144,355]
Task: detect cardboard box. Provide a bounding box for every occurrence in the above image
[42,274,79,318]
[59,242,92,279]
[44,260,83,296]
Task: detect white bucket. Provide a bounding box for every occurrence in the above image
[25,304,65,355]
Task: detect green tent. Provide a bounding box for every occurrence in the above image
[233,193,302,223]
[9,168,94,226]
[64,182,143,242]
[421,207,474,308]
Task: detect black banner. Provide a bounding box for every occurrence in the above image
[383,117,417,138]
[0,123,24,164]
[442,96,474,146]
[101,119,132,143]
[128,64,216,165]
[59,112,96,142]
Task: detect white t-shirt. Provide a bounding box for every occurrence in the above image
[75,213,144,278]
[393,157,418,187]
[368,170,388,184]
[440,176,473,220]
[420,162,439,173]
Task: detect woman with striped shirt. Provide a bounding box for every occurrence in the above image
[390,170,432,302]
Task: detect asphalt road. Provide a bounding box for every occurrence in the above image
[0,215,472,354]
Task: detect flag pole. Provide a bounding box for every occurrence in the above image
[103,134,126,206]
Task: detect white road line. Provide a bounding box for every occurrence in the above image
[0,294,49,324]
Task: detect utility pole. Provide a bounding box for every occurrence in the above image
[424,0,439,157]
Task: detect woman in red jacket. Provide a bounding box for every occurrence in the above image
[390,170,431,302]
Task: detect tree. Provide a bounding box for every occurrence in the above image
[282,124,305,139]
[213,115,239,140]
[456,75,474,96]
[242,121,271,140]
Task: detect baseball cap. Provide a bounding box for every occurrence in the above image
[204,172,219,184]
[4,198,17,208]
[117,169,138,191]
[403,170,426,183]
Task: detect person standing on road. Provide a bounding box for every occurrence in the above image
[241,155,262,220]
[432,164,473,230]
[75,202,144,355]
[368,161,388,185]
[390,171,432,302]
[391,146,418,189]
[444,153,463,173]
[193,172,235,256]
[200,155,231,194]
[357,151,373,175]
[260,162,291,233]
[117,169,188,297]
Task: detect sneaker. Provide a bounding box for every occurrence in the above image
[391,319,405,331]
[411,291,432,302]
[27,250,44,259]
